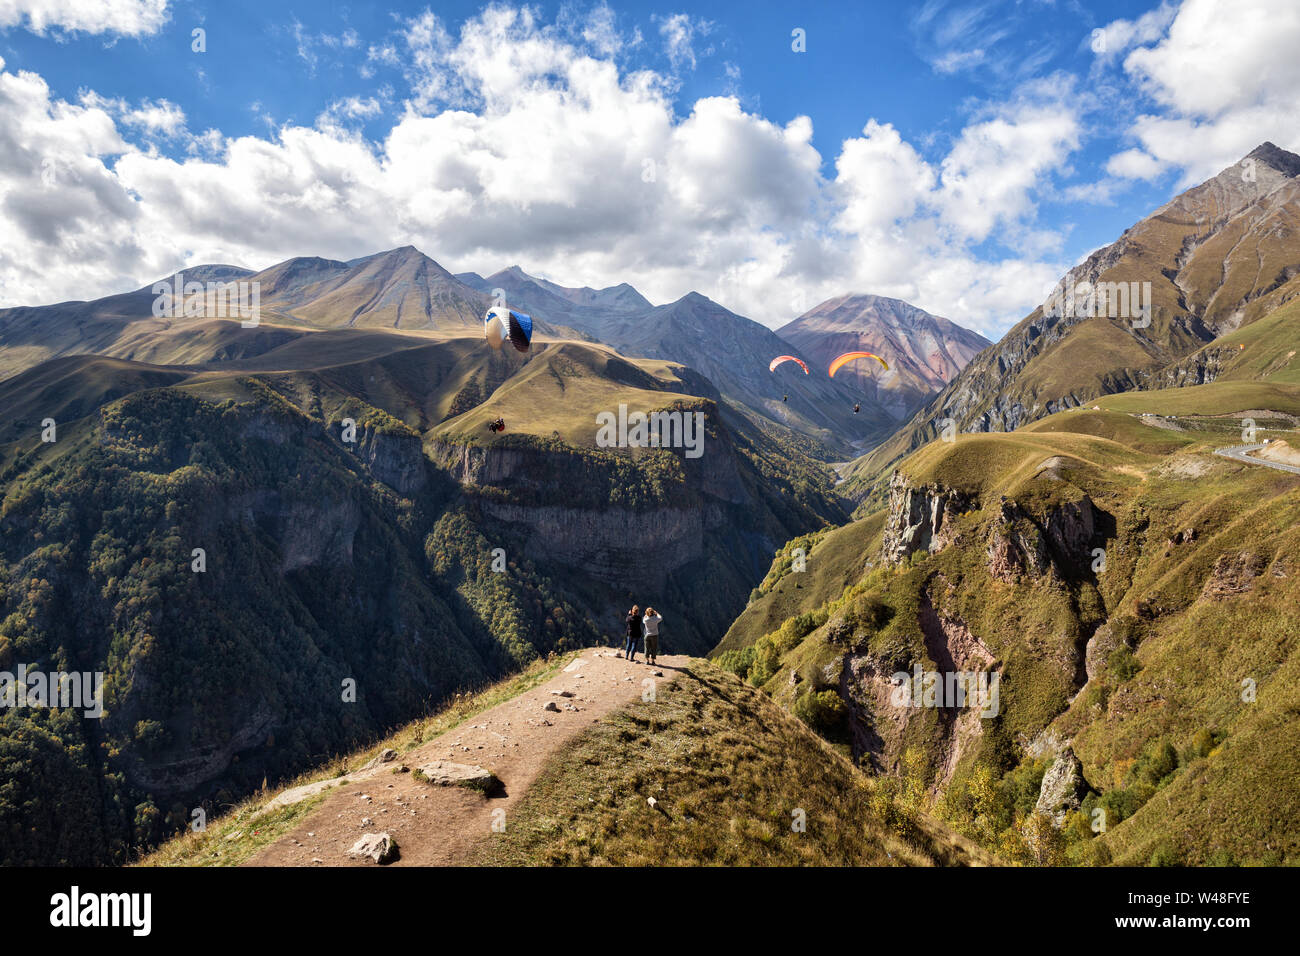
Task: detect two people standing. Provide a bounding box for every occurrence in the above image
[623,605,663,665]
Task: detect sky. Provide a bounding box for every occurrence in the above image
[0,0,1297,340]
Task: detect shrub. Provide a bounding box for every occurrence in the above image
[1098,787,1142,825]
[999,758,1049,818]
[715,647,755,679]
[1149,842,1182,867]
[1134,740,1179,787]
[852,595,892,632]
[748,636,781,686]
[1108,645,1141,681]
[1184,727,1223,762]
[793,689,846,733]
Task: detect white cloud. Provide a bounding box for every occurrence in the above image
[316,95,383,133]
[123,98,186,137]
[936,83,1082,244]
[827,79,1083,336]
[1105,147,1165,181]
[0,0,169,36]
[1088,2,1176,60]
[1108,0,1300,185]
[656,13,711,72]
[0,4,1085,340]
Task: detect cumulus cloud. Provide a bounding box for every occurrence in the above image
[122,98,186,137]
[826,79,1083,335]
[0,4,1086,339]
[1104,0,1300,186]
[0,0,169,36]
[1105,147,1165,182]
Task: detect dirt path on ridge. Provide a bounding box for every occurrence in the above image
[248,647,688,867]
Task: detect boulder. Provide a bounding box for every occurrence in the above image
[1084,623,1125,684]
[359,748,399,772]
[416,761,498,792]
[348,832,398,864]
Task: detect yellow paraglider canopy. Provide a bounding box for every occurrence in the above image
[828,351,889,377]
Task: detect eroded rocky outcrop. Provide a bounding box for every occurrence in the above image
[918,591,997,674]
[987,500,1051,582]
[882,470,976,565]
[351,425,428,495]
[837,591,999,785]
[986,494,1100,582]
[1202,550,1266,598]
[1035,747,1091,826]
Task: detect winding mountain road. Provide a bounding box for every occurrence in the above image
[1214,444,1300,475]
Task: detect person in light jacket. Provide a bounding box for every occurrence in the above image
[624,605,643,661]
[642,607,663,665]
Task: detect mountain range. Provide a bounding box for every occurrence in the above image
[851,141,1300,490]
[3,142,1299,869]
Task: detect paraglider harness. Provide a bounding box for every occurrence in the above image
[487,417,506,433]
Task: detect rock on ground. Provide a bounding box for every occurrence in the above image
[348,832,399,864]
[416,761,498,792]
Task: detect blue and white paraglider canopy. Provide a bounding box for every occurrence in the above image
[484,307,533,353]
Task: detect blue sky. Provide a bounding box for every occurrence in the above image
[1,0,1297,337]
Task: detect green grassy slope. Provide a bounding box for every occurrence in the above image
[716,399,1300,866]
[473,661,990,866]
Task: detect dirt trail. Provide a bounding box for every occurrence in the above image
[248,647,688,867]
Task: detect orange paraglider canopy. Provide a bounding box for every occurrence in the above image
[828,351,889,377]
[769,355,810,374]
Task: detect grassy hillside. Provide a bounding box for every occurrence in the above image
[0,355,193,444]
[716,398,1300,866]
[472,661,989,866]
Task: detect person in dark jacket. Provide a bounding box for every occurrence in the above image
[623,605,643,661]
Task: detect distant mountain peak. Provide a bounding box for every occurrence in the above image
[777,292,990,420]
[143,263,255,291]
[679,291,715,306]
[1245,141,1300,178]
[346,245,460,282]
[484,264,652,313]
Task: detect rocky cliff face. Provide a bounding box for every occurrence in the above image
[353,425,428,496]
[881,466,1101,580]
[425,410,839,654]
[987,493,1099,583]
[479,500,711,588]
[881,470,976,565]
